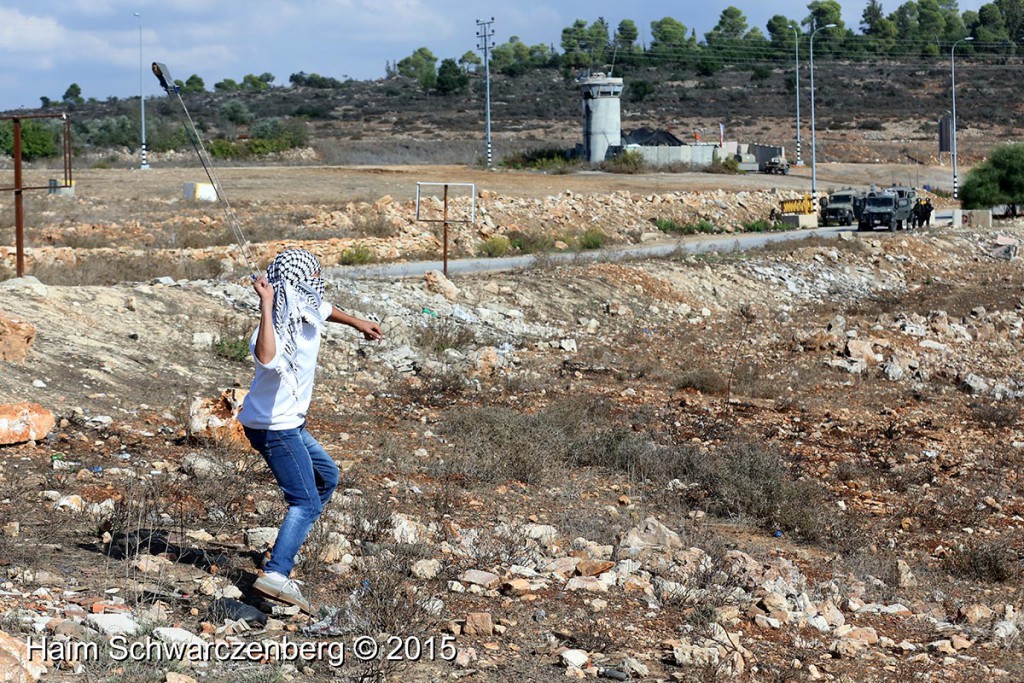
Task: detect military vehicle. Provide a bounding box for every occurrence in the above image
[858,189,915,231]
[822,189,865,226]
[761,156,790,175]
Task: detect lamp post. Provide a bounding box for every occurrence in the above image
[951,36,973,199]
[809,22,836,200]
[792,26,802,166]
[134,12,149,170]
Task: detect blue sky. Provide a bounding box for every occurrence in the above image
[0,0,988,111]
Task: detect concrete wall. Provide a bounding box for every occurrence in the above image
[952,209,993,229]
[634,144,716,166]
[747,144,786,166]
[630,142,784,169]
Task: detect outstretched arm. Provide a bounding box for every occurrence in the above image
[328,306,383,341]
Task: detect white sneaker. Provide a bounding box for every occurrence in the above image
[253,572,314,613]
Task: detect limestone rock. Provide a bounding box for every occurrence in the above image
[186,389,248,445]
[0,629,47,682]
[960,604,994,625]
[411,559,441,580]
[896,559,918,588]
[87,612,140,636]
[0,402,55,445]
[423,270,460,301]
[618,517,682,556]
[245,527,279,550]
[464,612,493,636]
[0,314,36,361]
[459,570,500,589]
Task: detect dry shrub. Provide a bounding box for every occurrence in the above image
[943,539,1019,584]
[657,527,742,620]
[351,207,399,238]
[439,398,610,485]
[730,362,783,399]
[571,426,680,485]
[347,494,394,546]
[315,558,443,682]
[32,252,225,285]
[417,317,475,355]
[841,549,902,603]
[674,435,841,544]
[971,402,1019,428]
[392,365,469,407]
[460,522,534,569]
[676,367,728,395]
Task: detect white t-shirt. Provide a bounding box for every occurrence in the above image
[238,300,332,430]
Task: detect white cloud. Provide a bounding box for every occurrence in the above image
[0,8,66,52]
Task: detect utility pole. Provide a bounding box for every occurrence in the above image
[951,37,973,200]
[476,17,495,168]
[134,12,149,169]
[792,26,802,166]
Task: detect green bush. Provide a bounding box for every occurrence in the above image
[507,230,554,254]
[478,235,512,258]
[219,100,255,125]
[74,116,138,149]
[500,147,576,172]
[653,217,715,235]
[961,143,1024,212]
[741,219,783,232]
[576,228,607,250]
[704,157,741,174]
[339,245,375,265]
[0,120,58,160]
[208,139,246,159]
[214,336,250,363]
[600,149,646,174]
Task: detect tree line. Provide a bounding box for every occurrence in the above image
[389,0,1024,93]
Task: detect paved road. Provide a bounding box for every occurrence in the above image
[328,226,847,280]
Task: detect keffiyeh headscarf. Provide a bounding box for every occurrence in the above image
[265,249,325,396]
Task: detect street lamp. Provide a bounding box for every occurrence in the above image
[792,26,802,166]
[951,36,973,199]
[809,22,836,200]
[134,12,149,170]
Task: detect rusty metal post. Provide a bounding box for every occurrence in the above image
[2,113,74,278]
[13,118,24,278]
[63,114,73,188]
[442,183,449,277]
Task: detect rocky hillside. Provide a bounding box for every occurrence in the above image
[1,219,1024,682]
[3,59,1015,169]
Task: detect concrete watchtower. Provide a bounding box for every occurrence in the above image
[579,74,623,163]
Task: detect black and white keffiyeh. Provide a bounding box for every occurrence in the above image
[265,249,325,396]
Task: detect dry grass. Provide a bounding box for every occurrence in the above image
[942,538,1020,584]
[417,317,476,355]
[676,367,728,395]
[31,252,225,285]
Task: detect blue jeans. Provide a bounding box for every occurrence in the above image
[243,424,339,577]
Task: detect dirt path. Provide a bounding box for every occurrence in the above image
[7,162,958,206]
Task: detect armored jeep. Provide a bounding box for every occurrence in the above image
[761,156,790,175]
[858,190,915,231]
[822,189,865,226]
